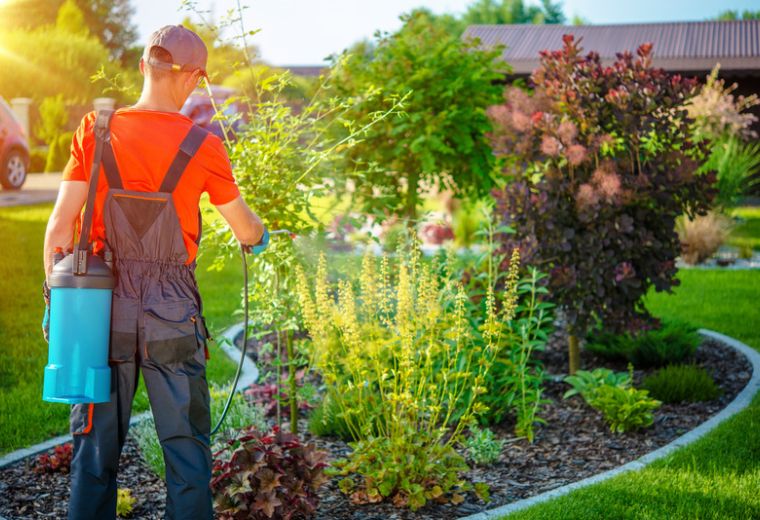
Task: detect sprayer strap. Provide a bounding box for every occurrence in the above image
[74,109,114,274]
[159,125,208,193]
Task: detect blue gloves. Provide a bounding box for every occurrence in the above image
[243,226,269,255]
[42,280,50,343]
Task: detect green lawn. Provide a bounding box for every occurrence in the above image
[728,206,760,252]
[0,203,237,455]
[501,269,760,519]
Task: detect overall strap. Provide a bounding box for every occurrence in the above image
[74,109,114,274]
[159,125,208,193]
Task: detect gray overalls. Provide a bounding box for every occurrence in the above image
[68,111,214,520]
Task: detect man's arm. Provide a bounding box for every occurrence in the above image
[214,195,265,246]
[43,180,88,279]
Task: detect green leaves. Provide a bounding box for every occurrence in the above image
[587,385,661,434]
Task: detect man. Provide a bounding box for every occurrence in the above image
[42,25,266,519]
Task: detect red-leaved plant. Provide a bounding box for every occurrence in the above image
[34,442,73,474]
[211,425,329,519]
[487,35,716,372]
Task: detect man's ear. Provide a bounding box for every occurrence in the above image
[139,58,146,76]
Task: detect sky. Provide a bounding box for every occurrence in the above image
[132,0,760,65]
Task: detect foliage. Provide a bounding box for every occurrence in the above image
[463,425,504,466]
[585,320,700,368]
[34,442,73,474]
[488,35,716,338]
[327,9,506,219]
[295,241,522,508]
[676,211,734,265]
[0,0,138,62]
[307,391,367,441]
[116,488,135,518]
[587,384,661,434]
[699,138,760,210]
[642,364,722,403]
[210,425,329,520]
[714,9,760,20]
[452,198,489,248]
[132,418,165,478]
[685,65,759,143]
[0,26,115,102]
[34,95,72,172]
[56,0,89,35]
[563,368,631,400]
[462,0,565,25]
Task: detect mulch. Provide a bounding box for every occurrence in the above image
[0,336,751,520]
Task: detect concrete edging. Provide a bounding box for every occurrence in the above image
[0,322,257,470]
[461,329,760,520]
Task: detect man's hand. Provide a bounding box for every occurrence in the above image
[242,227,269,255]
[42,280,51,343]
[214,195,265,246]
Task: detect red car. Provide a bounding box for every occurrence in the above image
[0,96,30,190]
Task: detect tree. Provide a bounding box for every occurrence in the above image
[328,9,506,220]
[0,0,138,62]
[714,9,760,21]
[56,0,89,35]
[488,36,716,373]
[462,0,565,26]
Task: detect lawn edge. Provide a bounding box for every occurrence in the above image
[460,329,760,520]
[0,322,258,470]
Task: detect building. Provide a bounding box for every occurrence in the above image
[462,20,760,130]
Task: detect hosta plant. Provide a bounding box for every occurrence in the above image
[211,425,329,520]
[295,241,522,509]
[563,368,631,401]
[488,35,716,373]
[588,384,661,433]
[463,425,505,467]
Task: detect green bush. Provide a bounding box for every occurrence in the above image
[585,320,701,368]
[463,425,504,466]
[45,132,74,173]
[587,385,661,434]
[307,392,360,441]
[29,148,47,173]
[642,364,722,403]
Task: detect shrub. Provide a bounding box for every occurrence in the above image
[308,391,370,441]
[34,442,72,474]
[586,320,701,368]
[677,211,734,265]
[642,365,722,403]
[563,368,631,400]
[699,138,760,211]
[488,35,716,372]
[295,242,522,509]
[211,425,329,520]
[587,384,661,433]
[627,321,701,368]
[463,425,504,466]
[132,418,164,478]
[452,198,489,248]
[116,488,135,518]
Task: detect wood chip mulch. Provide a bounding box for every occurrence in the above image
[0,336,751,520]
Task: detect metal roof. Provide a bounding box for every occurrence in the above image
[462,20,760,76]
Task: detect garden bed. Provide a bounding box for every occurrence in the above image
[0,335,751,520]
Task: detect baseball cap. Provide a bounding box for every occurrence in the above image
[143,25,208,77]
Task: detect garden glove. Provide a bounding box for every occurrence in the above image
[42,280,50,343]
[243,226,270,255]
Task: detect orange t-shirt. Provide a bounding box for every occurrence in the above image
[62,107,240,263]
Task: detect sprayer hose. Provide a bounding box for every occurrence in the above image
[210,243,249,436]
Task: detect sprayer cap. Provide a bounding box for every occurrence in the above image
[49,254,115,290]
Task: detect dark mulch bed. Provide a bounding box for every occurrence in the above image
[0,336,751,520]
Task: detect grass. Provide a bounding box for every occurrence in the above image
[0,203,237,455]
[728,206,760,252]
[500,268,760,519]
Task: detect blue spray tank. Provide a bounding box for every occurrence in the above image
[42,109,116,404]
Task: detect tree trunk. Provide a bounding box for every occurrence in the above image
[568,333,581,375]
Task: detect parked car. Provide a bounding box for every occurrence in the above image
[0,96,29,190]
[180,85,247,140]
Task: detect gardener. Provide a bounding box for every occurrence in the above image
[42,25,267,520]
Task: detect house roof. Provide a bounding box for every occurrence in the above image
[462,20,760,76]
